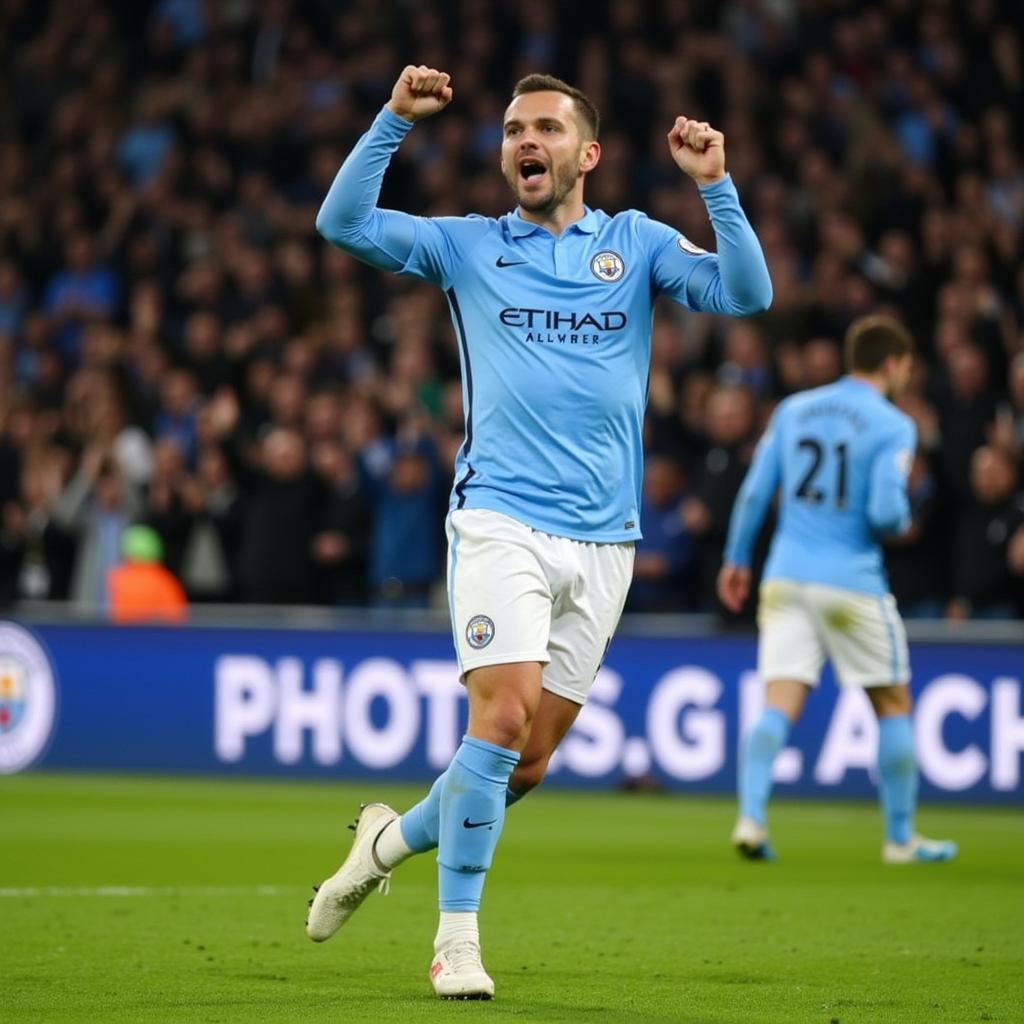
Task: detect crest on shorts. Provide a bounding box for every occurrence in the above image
[466,614,495,650]
[590,250,625,282]
[677,235,708,256]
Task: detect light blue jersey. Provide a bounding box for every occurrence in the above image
[724,376,917,595]
[317,107,772,542]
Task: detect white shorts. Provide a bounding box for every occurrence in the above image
[757,578,910,688]
[446,508,635,705]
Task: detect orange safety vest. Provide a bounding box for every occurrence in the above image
[107,563,189,624]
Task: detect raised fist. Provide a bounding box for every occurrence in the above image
[667,116,726,186]
[387,65,453,123]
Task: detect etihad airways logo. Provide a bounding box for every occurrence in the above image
[499,307,627,346]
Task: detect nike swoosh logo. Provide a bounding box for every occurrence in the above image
[495,256,527,268]
[463,817,498,829]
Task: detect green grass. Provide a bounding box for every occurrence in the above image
[1,774,1022,1023]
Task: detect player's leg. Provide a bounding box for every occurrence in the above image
[366,687,577,880]
[515,532,633,791]
[427,661,538,999]
[305,509,551,954]
[426,510,556,998]
[733,678,810,858]
[507,689,582,802]
[866,684,957,864]
[824,587,956,863]
[734,580,823,859]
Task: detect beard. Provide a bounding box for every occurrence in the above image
[505,157,579,215]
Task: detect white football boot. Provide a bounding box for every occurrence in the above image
[305,803,398,941]
[883,833,958,864]
[429,941,495,1000]
[731,816,777,861]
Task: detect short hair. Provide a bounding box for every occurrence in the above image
[511,74,600,140]
[844,315,914,372]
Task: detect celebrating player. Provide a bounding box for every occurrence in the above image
[719,315,957,865]
[308,64,771,999]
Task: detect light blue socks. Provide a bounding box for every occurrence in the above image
[878,715,916,845]
[399,736,520,912]
[399,755,525,855]
[739,707,790,826]
[436,736,519,911]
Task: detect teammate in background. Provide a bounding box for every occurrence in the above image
[718,315,957,865]
[309,65,771,999]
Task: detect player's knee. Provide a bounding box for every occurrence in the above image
[476,698,534,750]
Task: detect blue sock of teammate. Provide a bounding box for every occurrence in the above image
[739,707,790,826]
[877,715,916,845]
[437,736,519,912]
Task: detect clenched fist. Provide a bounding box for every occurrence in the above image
[387,65,453,123]
[667,116,726,186]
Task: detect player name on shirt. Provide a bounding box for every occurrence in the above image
[796,400,869,432]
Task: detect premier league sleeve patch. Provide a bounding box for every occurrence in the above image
[677,235,708,256]
[466,615,496,649]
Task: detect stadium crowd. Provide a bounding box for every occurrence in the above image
[0,0,1022,618]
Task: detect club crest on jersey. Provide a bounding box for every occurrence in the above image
[677,235,708,256]
[590,250,625,282]
[465,614,495,650]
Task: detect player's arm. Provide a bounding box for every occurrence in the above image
[315,66,483,285]
[867,419,916,536]
[717,416,782,612]
[648,118,772,317]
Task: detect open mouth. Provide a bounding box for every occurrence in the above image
[519,160,547,183]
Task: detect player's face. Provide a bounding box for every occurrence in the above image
[500,91,595,215]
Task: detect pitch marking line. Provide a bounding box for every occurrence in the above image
[0,885,298,898]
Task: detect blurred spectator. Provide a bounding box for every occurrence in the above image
[51,443,142,607]
[42,233,120,365]
[947,447,1024,620]
[934,343,998,504]
[629,456,696,612]
[803,338,843,388]
[143,439,193,576]
[0,449,76,605]
[153,369,200,467]
[236,428,318,604]
[363,428,444,608]
[682,386,761,616]
[107,524,188,624]
[885,451,945,619]
[0,260,28,337]
[177,443,241,601]
[311,437,371,606]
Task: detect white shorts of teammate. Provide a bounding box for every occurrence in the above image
[446,508,635,705]
[757,578,910,688]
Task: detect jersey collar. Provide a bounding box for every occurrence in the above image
[507,206,600,238]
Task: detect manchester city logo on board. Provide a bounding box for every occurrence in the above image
[677,235,708,255]
[0,621,58,774]
[465,614,495,650]
[590,250,625,282]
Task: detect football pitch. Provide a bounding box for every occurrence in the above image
[2,774,1021,1023]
